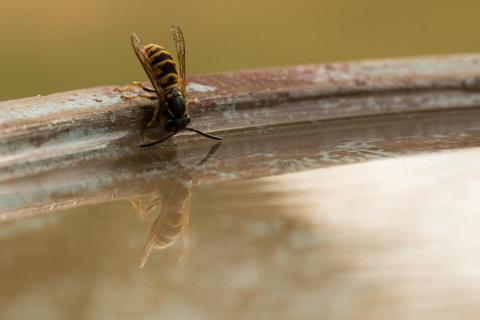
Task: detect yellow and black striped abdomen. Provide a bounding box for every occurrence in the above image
[144,44,179,91]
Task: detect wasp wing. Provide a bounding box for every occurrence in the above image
[178,186,191,265]
[130,32,166,104]
[137,192,173,268]
[137,181,192,268]
[170,25,187,98]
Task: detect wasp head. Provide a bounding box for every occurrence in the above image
[165,114,191,132]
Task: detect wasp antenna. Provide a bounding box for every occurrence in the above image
[196,142,222,167]
[139,133,176,148]
[185,128,223,140]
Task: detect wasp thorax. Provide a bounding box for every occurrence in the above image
[165,89,186,118]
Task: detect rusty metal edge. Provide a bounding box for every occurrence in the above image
[0,53,480,184]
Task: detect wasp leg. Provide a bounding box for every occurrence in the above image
[116,81,156,93]
[140,105,162,134]
[121,94,158,101]
[146,105,161,127]
[139,94,158,100]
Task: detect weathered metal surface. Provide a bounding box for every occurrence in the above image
[1,108,480,223]
[1,54,480,181]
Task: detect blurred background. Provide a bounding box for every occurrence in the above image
[2,1,480,319]
[1,0,480,100]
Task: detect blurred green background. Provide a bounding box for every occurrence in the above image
[1,0,479,100]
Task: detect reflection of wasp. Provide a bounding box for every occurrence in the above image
[120,25,222,147]
[131,175,192,268]
[130,142,221,268]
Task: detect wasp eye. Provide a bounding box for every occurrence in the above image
[164,120,175,132]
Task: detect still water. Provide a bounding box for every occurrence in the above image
[1,147,480,319]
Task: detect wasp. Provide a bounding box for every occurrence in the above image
[131,175,192,268]
[122,25,222,147]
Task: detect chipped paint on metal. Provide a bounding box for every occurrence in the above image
[186,82,216,93]
[222,104,237,121]
[108,110,117,123]
[0,90,122,125]
[0,129,129,167]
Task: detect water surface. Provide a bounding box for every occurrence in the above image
[1,147,480,319]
